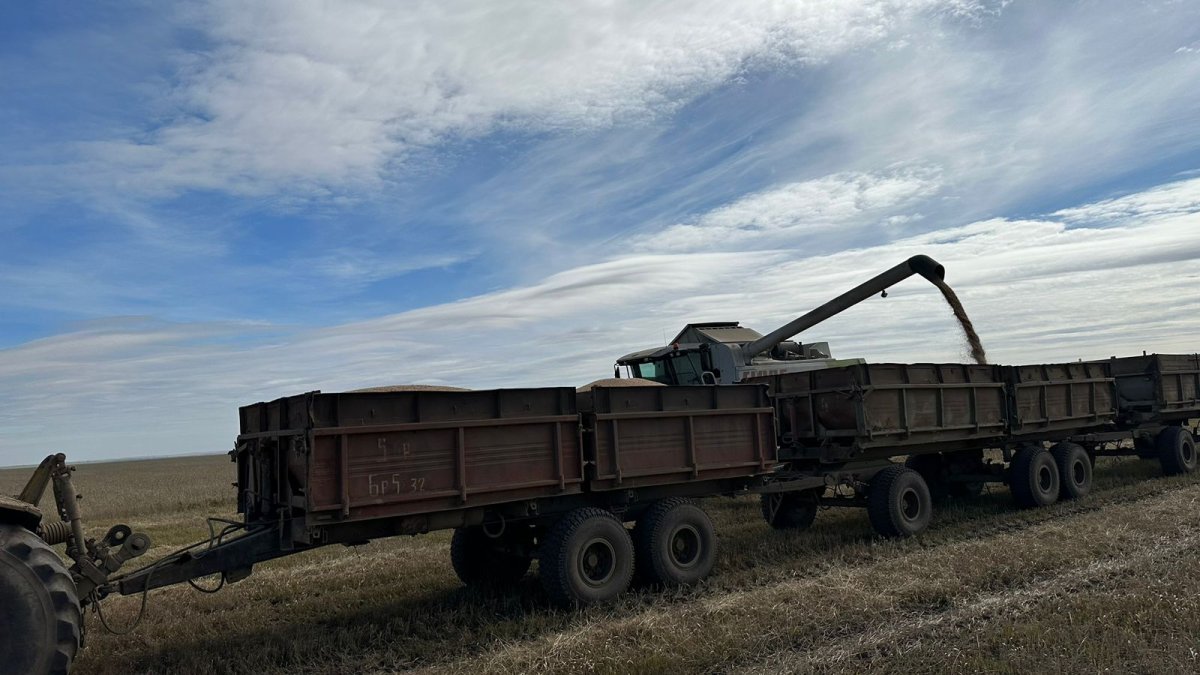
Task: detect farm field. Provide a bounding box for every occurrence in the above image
[3,453,1200,675]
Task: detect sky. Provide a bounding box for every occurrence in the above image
[2,0,1200,465]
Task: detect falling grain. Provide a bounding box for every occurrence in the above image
[932,279,988,365]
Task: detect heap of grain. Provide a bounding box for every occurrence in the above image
[576,378,665,393]
[348,384,470,393]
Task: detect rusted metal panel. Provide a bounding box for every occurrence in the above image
[237,388,584,524]
[1107,354,1200,423]
[1002,362,1116,436]
[580,385,776,491]
[750,363,1007,459]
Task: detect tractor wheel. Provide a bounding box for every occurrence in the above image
[633,499,716,587]
[1158,426,1198,476]
[0,525,81,675]
[450,526,532,588]
[867,465,932,538]
[1010,445,1060,508]
[1051,442,1092,500]
[760,490,820,530]
[539,508,634,607]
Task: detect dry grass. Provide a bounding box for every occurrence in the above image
[3,454,1199,674]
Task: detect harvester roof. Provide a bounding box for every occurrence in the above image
[669,322,763,346]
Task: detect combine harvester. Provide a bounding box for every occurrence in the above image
[2,255,1198,674]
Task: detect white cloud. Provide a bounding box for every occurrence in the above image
[81,0,994,196]
[1052,177,1200,224]
[4,174,1200,464]
[635,168,941,252]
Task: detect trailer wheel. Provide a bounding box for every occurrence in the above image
[0,525,81,675]
[1051,442,1092,500]
[867,466,932,538]
[1157,426,1197,476]
[633,499,716,587]
[540,508,634,607]
[1010,445,1060,508]
[760,490,820,530]
[450,526,531,588]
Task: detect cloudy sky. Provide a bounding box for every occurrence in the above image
[2,0,1199,465]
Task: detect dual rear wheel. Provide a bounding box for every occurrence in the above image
[453,500,718,607]
[1010,442,1093,508]
[539,501,717,606]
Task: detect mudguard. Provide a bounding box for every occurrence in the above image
[0,494,42,531]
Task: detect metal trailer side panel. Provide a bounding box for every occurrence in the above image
[580,385,776,491]
[751,363,1007,462]
[237,388,585,529]
[1002,362,1116,437]
[1107,354,1200,424]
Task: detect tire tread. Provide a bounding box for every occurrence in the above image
[539,507,632,607]
[0,525,81,675]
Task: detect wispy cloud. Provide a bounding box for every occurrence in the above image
[1052,178,1200,224]
[634,168,942,252]
[75,0,996,198]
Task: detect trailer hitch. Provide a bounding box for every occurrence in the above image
[28,454,154,602]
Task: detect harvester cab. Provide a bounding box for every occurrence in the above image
[614,254,947,385]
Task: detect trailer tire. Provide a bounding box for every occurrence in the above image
[0,525,81,675]
[867,466,932,538]
[540,508,634,607]
[1010,446,1060,508]
[450,526,531,588]
[760,490,820,530]
[633,499,716,587]
[1157,426,1197,476]
[1051,442,1092,500]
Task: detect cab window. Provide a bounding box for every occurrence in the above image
[668,352,704,385]
[631,350,707,385]
[633,360,669,384]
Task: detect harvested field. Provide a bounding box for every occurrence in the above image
[2,454,1199,674]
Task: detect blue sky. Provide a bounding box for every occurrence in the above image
[2,0,1200,465]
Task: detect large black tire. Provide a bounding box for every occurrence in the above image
[0,525,81,675]
[450,526,532,588]
[760,490,820,530]
[539,508,634,607]
[1010,445,1060,508]
[867,465,932,538]
[1158,426,1197,476]
[1051,442,1092,500]
[633,499,716,587]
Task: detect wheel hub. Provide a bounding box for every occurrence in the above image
[1037,465,1053,492]
[578,538,616,587]
[900,488,921,521]
[668,525,701,568]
